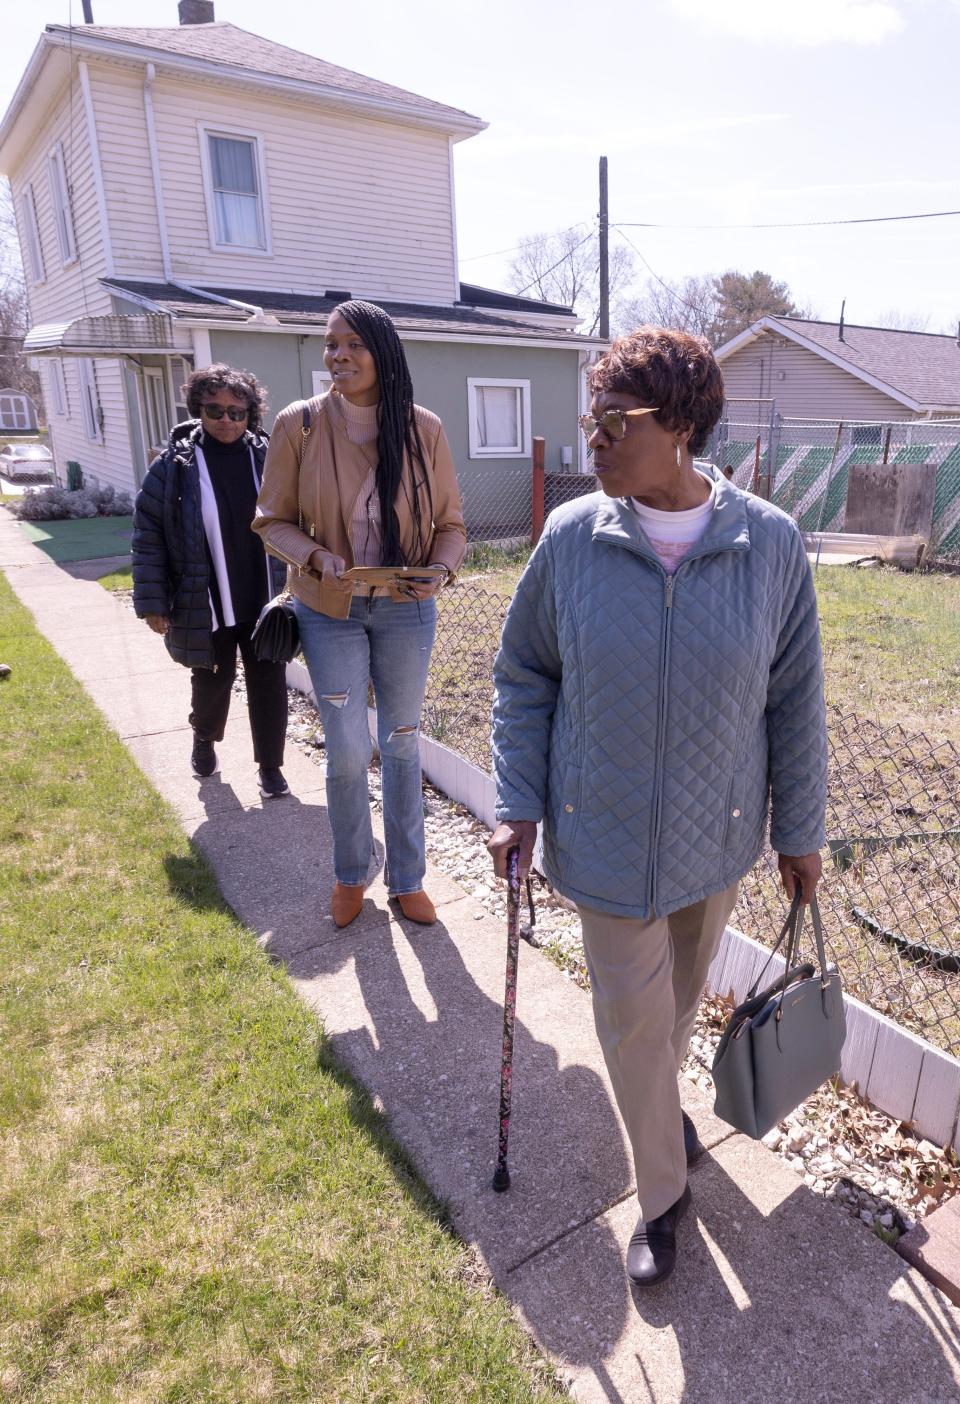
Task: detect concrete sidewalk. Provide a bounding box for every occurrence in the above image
[3,508,959,1404]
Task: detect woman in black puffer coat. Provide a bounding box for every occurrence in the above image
[132,364,290,798]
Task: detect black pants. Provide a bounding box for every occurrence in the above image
[189,622,288,769]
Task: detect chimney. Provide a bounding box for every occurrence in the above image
[838,299,845,344]
[179,0,215,22]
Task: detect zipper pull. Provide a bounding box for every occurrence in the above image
[665,575,675,608]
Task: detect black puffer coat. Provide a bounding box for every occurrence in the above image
[132,420,284,669]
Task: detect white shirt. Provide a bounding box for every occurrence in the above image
[629,473,716,574]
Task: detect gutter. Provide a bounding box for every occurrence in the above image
[142,64,173,281]
[78,61,113,278]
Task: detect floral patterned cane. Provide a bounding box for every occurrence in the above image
[492,846,521,1192]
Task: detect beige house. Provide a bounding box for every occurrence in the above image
[0,3,599,499]
[716,316,960,422]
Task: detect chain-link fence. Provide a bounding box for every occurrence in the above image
[458,463,598,543]
[709,409,960,561]
[424,580,960,1057]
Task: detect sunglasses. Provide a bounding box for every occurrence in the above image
[201,403,249,422]
[577,407,660,442]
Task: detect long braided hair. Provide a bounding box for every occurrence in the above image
[331,300,432,567]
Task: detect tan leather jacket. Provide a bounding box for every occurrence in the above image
[252,392,467,619]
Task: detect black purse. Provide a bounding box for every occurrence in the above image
[251,404,310,665]
[251,593,299,663]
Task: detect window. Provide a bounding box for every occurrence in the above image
[467,378,532,458]
[170,356,194,423]
[77,359,102,442]
[142,368,172,455]
[49,359,68,418]
[201,127,269,251]
[312,370,332,396]
[47,143,77,265]
[21,184,45,283]
[0,393,34,431]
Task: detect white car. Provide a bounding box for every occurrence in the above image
[0,443,54,482]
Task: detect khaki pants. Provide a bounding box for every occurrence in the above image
[578,883,739,1221]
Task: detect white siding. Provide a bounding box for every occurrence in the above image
[8,75,112,326]
[87,63,165,275]
[99,70,458,302]
[42,355,137,495]
[721,336,915,421]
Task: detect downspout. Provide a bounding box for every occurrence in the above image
[142,63,275,327]
[78,61,114,278]
[143,63,173,280]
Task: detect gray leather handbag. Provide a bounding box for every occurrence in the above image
[712,893,846,1139]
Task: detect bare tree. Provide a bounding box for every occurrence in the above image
[508,228,635,335]
[618,274,718,341]
[873,308,932,332]
[0,179,42,409]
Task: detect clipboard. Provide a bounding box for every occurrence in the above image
[338,565,449,586]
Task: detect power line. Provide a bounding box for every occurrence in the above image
[512,230,595,298]
[614,208,960,232]
[614,228,707,317]
[458,222,591,266]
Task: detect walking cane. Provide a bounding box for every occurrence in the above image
[492,846,524,1192]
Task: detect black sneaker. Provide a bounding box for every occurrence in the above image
[259,767,290,799]
[191,736,219,778]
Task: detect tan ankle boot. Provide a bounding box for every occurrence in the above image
[395,890,436,925]
[331,881,365,928]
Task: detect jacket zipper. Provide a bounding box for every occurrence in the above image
[646,570,675,915]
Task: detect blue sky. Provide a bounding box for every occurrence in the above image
[3,0,959,329]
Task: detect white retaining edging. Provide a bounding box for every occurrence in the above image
[286,660,960,1152]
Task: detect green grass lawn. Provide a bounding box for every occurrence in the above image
[464,552,960,745]
[814,565,960,742]
[97,564,132,592]
[0,575,562,1404]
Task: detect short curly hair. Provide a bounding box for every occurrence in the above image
[587,326,725,456]
[184,363,268,434]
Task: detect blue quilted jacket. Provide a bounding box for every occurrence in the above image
[492,480,828,918]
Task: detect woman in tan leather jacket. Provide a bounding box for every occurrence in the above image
[254,300,466,928]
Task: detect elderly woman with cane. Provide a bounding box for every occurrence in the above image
[488,327,828,1288]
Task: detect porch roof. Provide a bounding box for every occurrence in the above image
[101,280,604,347]
[23,313,177,357]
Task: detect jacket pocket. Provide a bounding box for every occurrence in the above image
[546,763,582,856]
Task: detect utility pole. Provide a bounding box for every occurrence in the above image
[598,155,609,340]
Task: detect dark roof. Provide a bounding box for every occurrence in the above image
[458,283,576,317]
[45,22,482,128]
[102,280,601,344]
[762,317,960,409]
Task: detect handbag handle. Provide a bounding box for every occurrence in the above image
[747,891,829,1002]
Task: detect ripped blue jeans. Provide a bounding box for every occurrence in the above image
[295,594,436,895]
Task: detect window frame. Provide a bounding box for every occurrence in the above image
[198,122,272,255]
[21,183,46,284]
[47,143,78,266]
[141,367,172,457]
[49,358,68,418]
[466,377,532,459]
[77,358,103,443]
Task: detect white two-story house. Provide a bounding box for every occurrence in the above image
[0,1,602,522]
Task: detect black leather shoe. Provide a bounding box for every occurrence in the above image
[626,1185,691,1288]
[682,1110,705,1165]
[191,736,218,778]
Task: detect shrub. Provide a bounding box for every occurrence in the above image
[11,485,133,521]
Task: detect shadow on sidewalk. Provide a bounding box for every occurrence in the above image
[283,907,633,1371]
